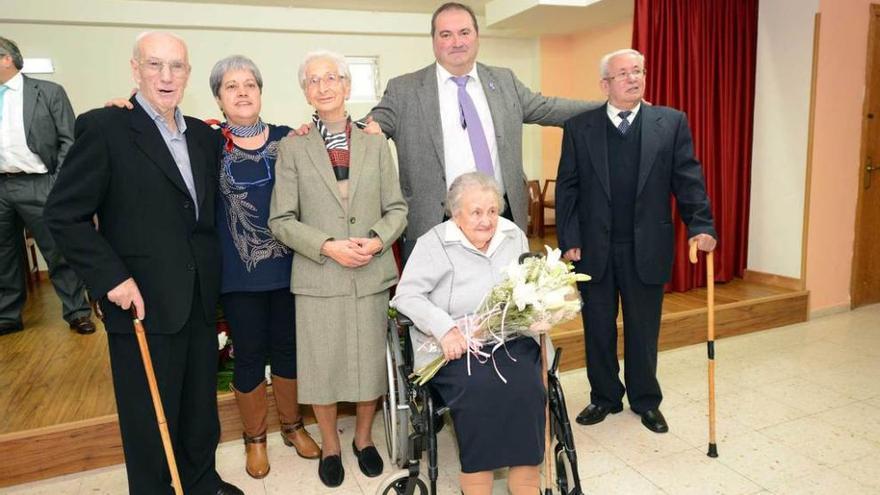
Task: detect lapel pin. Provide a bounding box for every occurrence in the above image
[488,80,496,91]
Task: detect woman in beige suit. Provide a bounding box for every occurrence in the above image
[269,50,407,488]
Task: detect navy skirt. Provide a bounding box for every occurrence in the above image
[431,337,546,473]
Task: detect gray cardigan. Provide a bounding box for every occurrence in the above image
[391,218,529,370]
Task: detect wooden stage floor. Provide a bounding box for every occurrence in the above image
[0,233,809,486]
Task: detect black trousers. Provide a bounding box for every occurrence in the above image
[578,242,665,413]
[107,284,221,495]
[220,288,297,392]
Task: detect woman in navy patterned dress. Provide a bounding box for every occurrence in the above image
[210,55,320,478]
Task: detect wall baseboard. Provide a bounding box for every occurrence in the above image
[809,302,851,320]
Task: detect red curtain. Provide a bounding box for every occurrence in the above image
[632,0,758,291]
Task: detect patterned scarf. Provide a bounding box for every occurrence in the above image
[312,113,366,181]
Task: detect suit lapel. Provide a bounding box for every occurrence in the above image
[477,64,503,144]
[185,124,208,213]
[347,126,366,202]
[22,76,37,135]
[130,98,191,198]
[418,65,445,169]
[587,107,612,200]
[636,105,662,197]
[303,128,345,209]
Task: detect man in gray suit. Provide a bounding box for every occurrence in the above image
[369,2,598,255]
[0,36,94,335]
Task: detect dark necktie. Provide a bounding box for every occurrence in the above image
[451,75,494,176]
[618,110,632,135]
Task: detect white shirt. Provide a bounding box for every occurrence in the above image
[0,72,49,174]
[436,64,504,194]
[606,101,642,129]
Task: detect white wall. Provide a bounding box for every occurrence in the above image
[747,0,819,278]
[4,0,543,270]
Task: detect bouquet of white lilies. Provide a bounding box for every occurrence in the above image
[413,246,591,385]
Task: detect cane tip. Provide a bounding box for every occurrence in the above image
[707,443,718,458]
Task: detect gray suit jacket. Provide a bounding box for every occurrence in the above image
[268,125,408,297]
[21,75,76,174]
[370,62,597,246]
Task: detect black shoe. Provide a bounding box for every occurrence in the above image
[216,480,244,495]
[0,321,24,336]
[69,316,96,334]
[319,453,345,487]
[352,440,384,477]
[640,409,669,433]
[576,403,623,425]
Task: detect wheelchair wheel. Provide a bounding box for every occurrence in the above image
[555,442,583,495]
[376,469,430,495]
[382,324,411,469]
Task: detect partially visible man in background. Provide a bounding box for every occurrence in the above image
[0,36,95,336]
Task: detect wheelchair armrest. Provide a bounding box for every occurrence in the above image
[395,313,414,328]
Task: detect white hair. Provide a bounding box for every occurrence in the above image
[297,50,351,92]
[132,31,187,60]
[599,48,645,78]
[446,172,505,217]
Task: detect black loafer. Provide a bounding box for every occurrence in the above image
[216,480,244,495]
[319,454,345,487]
[640,409,669,433]
[352,440,384,477]
[69,316,96,335]
[576,403,623,425]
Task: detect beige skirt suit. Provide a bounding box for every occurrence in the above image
[269,125,407,404]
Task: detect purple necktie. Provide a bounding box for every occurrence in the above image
[452,76,494,176]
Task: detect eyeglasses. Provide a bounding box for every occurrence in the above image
[606,68,646,82]
[139,59,190,78]
[306,73,346,88]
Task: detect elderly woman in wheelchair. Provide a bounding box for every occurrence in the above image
[391,172,544,495]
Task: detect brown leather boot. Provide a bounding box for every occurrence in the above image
[232,381,270,478]
[272,374,321,459]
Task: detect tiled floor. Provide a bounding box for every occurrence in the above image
[4,304,879,494]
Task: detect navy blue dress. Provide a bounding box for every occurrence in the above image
[431,337,545,472]
[216,124,298,390]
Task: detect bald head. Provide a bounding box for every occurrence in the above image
[132,31,188,61]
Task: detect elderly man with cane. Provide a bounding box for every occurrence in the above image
[45,31,242,495]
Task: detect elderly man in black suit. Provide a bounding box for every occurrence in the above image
[556,48,717,434]
[45,32,242,495]
[0,36,94,335]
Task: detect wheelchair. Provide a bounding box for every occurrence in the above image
[376,311,585,495]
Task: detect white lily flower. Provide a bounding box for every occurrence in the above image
[512,282,540,311]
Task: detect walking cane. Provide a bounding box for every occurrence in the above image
[689,243,718,458]
[132,309,184,494]
[540,333,553,494]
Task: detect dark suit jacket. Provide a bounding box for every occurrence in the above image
[369,62,596,242]
[21,75,76,174]
[45,97,221,335]
[555,104,716,285]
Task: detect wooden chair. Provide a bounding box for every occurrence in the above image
[526,180,543,237]
[540,179,556,236]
